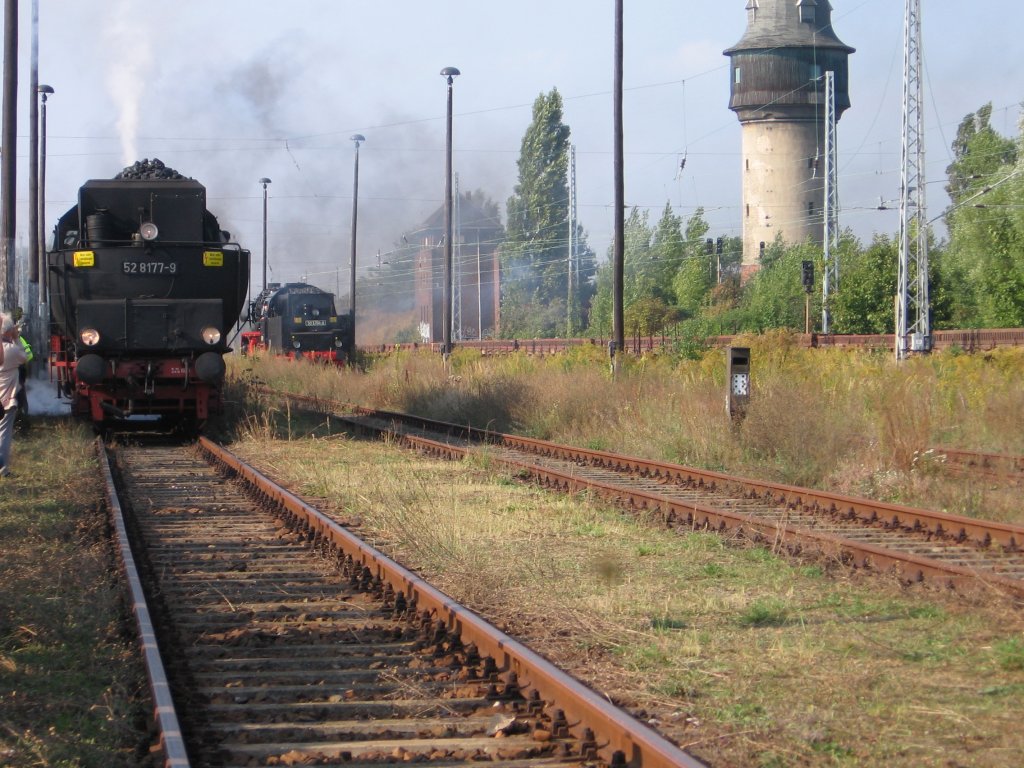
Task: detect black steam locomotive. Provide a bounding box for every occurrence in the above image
[242,282,353,364]
[47,160,250,430]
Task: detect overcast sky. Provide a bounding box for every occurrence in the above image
[7,0,1023,293]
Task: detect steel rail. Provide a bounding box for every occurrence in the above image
[197,437,707,768]
[933,446,1024,486]
[353,427,1024,600]
[335,399,1024,557]
[492,434,1024,552]
[263,389,1023,554]
[358,328,1024,357]
[97,440,192,767]
[259,389,1024,595]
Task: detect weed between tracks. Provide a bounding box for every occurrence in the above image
[232,337,1024,526]
[0,420,150,767]
[228,404,1024,768]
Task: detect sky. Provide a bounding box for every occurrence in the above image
[5,0,1023,301]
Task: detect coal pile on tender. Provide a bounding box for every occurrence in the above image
[116,158,186,180]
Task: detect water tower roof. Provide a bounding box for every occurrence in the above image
[725,0,854,55]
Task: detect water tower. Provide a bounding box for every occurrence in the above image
[725,0,854,276]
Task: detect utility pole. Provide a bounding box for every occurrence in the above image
[612,0,624,365]
[822,70,839,335]
[1,0,17,311]
[896,0,930,360]
[28,0,39,287]
[453,173,462,342]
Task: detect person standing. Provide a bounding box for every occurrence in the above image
[0,312,29,478]
[14,331,32,433]
[12,305,31,430]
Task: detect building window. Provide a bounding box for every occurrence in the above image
[734,66,742,85]
[746,204,750,218]
[808,201,815,217]
[798,0,816,24]
[745,158,750,171]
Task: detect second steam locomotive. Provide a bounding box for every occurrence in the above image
[242,282,353,364]
[47,160,250,430]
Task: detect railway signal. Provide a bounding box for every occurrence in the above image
[727,346,751,421]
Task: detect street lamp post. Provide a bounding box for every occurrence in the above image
[349,134,364,332]
[36,83,52,307]
[259,177,271,294]
[440,66,459,359]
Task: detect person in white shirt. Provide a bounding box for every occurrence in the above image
[0,311,29,478]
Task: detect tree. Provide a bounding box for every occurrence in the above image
[670,208,713,316]
[831,234,897,334]
[945,104,1017,205]
[501,89,595,337]
[588,208,656,337]
[737,238,818,332]
[940,106,1024,327]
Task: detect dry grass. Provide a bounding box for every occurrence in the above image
[228,425,1024,768]
[0,420,150,767]
[232,338,1024,525]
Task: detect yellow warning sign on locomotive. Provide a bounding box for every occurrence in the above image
[203,251,224,267]
[73,251,95,267]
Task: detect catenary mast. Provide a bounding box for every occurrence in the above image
[896,0,929,359]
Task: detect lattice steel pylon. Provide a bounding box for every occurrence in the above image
[896,0,930,359]
[822,70,840,335]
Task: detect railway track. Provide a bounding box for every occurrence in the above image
[361,328,1024,357]
[262,390,1024,601]
[932,446,1024,487]
[103,439,705,767]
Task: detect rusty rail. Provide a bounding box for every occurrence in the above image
[260,390,1024,599]
[198,437,707,768]
[360,328,1024,356]
[932,446,1024,487]
[98,440,192,767]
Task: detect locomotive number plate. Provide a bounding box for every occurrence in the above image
[123,261,178,275]
[305,319,327,327]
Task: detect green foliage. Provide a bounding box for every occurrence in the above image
[534,104,1023,339]
[736,238,814,332]
[502,89,596,337]
[938,105,1024,328]
[831,233,897,333]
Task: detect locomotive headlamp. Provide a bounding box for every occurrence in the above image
[139,221,159,241]
[201,326,222,345]
[334,338,344,348]
[292,339,302,349]
[311,308,321,317]
[80,328,101,346]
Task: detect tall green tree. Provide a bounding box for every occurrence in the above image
[939,106,1024,327]
[737,238,817,332]
[589,208,680,337]
[670,208,713,316]
[501,89,595,337]
[945,104,1017,204]
[831,234,897,334]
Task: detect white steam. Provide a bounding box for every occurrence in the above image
[104,0,154,166]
